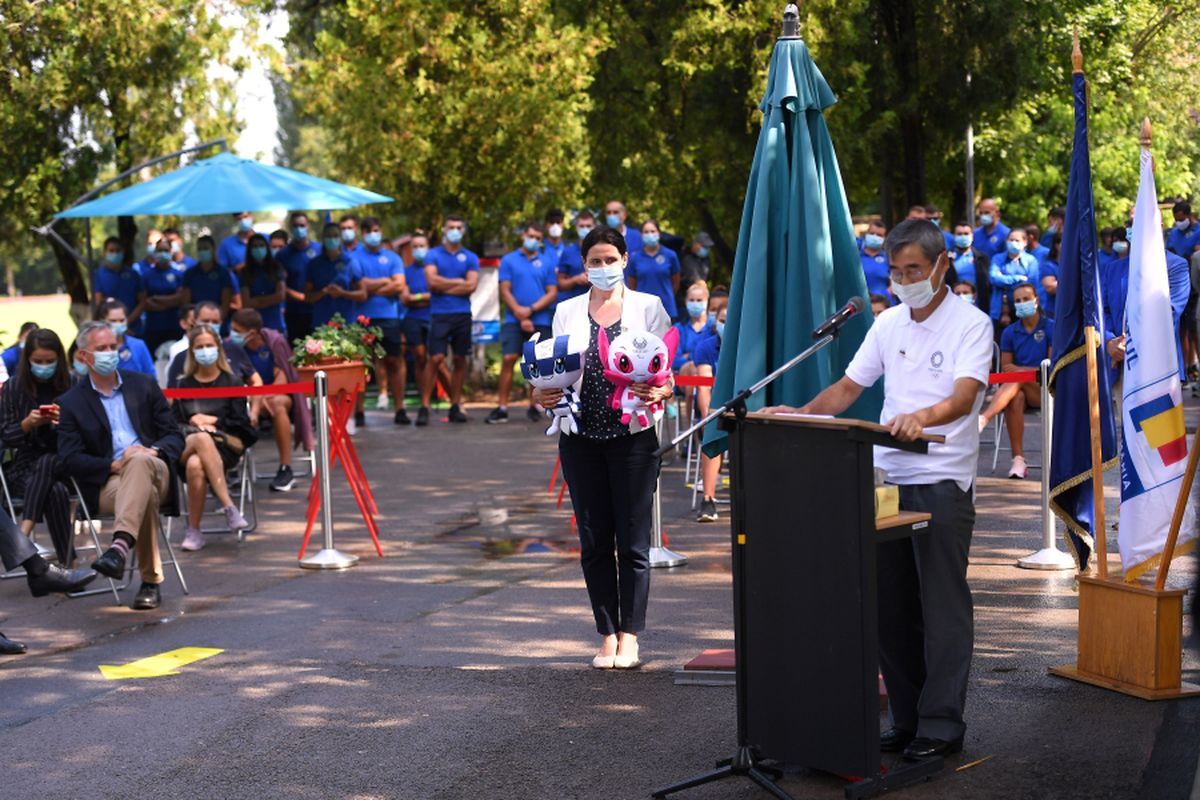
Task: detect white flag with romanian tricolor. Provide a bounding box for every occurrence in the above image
[1118,145,1196,580]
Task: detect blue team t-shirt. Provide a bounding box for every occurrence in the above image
[1167,222,1200,259]
[1037,260,1059,319]
[426,246,480,316]
[952,250,978,287]
[217,234,247,272]
[627,247,681,319]
[672,319,717,371]
[245,266,286,333]
[93,265,144,333]
[859,250,890,299]
[692,332,721,371]
[556,242,587,301]
[355,247,404,321]
[1000,317,1054,368]
[277,240,321,316]
[973,222,1011,258]
[247,343,277,385]
[306,251,362,327]
[988,252,1040,320]
[117,335,157,377]
[499,248,556,326]
[404,260,432,322]
[182,263,234,307]
[142,264,183,334]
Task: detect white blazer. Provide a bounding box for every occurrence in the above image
[551,287,672,434]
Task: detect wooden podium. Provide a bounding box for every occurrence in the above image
[655,412,944,800]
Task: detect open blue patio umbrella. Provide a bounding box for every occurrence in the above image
[702,16,880,456]
[55,152,392,218]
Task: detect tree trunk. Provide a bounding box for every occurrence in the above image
[877,0,926,210]
[48,222,90,309]
[697,203,735,276]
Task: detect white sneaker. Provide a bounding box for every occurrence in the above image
[1008,455,1028,479]
[978,414,989,433]
[181,526,206,552]
[346,417,357,436]
[375,393,390,410]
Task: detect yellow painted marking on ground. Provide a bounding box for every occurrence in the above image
[98,647,224,680]
[956,755,994,772]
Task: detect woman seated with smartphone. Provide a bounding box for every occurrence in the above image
[0,328,76,564]
[170,326,257,552]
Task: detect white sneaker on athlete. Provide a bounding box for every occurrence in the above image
[181,526,206,552]
[1008,455,1028,479]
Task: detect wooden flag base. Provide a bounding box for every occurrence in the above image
[1049,575,1200,700]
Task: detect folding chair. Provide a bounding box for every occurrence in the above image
[71,476,188,602]
[0,452,59,580]
[990,406,1044,475]
[167,446,257,543]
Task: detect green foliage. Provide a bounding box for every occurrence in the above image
[0,0,248,296]
[290,313,386,366]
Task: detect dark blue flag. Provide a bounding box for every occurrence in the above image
[1048,70,1118,571]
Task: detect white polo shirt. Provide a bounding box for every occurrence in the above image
[845,291,993,491]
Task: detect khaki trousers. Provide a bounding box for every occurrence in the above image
[99,452,169,584]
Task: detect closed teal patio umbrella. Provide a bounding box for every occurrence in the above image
[703,16,880,455]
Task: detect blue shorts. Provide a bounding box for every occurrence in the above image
[430,313,472,358]
[375,318,402,357]
[500,323,553,356]
[402,316,431,350]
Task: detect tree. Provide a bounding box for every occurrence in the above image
[0,1,247,309]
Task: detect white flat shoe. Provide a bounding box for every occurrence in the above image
[613,643,641,670]
[591,653,616,669]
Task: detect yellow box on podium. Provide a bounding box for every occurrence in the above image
[873,486,899,521]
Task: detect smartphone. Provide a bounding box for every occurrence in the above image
[38,405,56,415]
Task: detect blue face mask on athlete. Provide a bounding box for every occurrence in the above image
[979,213,995,227]
[293,225,308,240]
[1006,240,1023,257]
[250,246,268,262]
[324,238,341,254]
[444,228,464,245]
[341,228,357,243]
[154,250,171,264]
[72,360,88,378]
[30,361,57,381]
[716,321,725,339]
[863,233,884,250]
[193,346,219,366]
[523,237,541,253]
[605,214,621,228]
[642,233,660,249]
[91,350,120,376]
[229,329,246,347]
[238,216,255,232]
[105,251,123,266]
[109,322,128,338]
[1014,300,1038,319]
[1113,240,1129,255]
[364,231,383,248]
[412,247,428,262]
[270,246,282,258]
[954,234,972,250]
[686,301,706,319]
[697,246,709,258]
[197,248,213,263]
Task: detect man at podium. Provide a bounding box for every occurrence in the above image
[770,219,993,760]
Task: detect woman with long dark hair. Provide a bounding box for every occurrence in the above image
[0,328,76,563]
[239,233,287,335]
[530,226,673,670]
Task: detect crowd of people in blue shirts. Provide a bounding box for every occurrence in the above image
[857,198,1200,479]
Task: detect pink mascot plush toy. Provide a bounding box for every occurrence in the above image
[597,327,680,429]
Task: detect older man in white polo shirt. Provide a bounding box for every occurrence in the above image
[772,218,992,761]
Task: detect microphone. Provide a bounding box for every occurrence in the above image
[811,296,865,340]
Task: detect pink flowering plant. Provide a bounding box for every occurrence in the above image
[290,313,385,366]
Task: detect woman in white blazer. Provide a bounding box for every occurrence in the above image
[533,226,672,670]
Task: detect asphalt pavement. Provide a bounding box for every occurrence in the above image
[1,397,1198,800]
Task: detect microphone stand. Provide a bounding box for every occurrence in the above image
[654,332,837,459]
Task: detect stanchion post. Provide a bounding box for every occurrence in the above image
[650,416,688,568]
[1017,358,1075,570]
[300,371,359,570]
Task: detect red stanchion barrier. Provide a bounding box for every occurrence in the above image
[673,375,715,388]
[988,370,1039,385]
[164,382,314,400]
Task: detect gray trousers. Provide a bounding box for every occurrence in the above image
[878,480,976,742]
[0,511,37,572]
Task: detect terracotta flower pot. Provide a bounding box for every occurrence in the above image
[296,360,366,397]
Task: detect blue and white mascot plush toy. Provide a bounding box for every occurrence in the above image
[521,332,586,436]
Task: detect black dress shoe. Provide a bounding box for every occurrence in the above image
[29,564,98,597]
[131,582,161,610]
[0,632,27,655]
[902,736,963,761]
[880,727,915,753]
[91,547,126,579]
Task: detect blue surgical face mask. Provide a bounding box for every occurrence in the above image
[716,321,725,339]
[197,248,213,263]
[1014,300,1038,318]
[250,246,268,262]
[979,213,995,227]
[364,231,383,248]
[293,225,308,240]
[324,238,341,254]
[1047,224,1059,235]
[105,251,123,266]
[522,237,541,252]
[1006,240,1022,257]
[956,292,976,305]
[863,233,885,250]
[954,234,972,250]
[587,265,624,290]
[72,360,88,378]
[270,246,282,258]
[238,216,254,232]
[1113,240,1129,255]
[576,226,593,240]
[642,233,660,249]
[686,301,706,319]
[697,246,709,258]
[109,322,128,338]
[605,214,621,228]
[91,350,120,376]
[193,346,219,366]
[341,228,357,243]
[444,228,463,245]
[154,250,171,264]
[30,361,57,380]
[229,330,246,347]
[1175,219,1190,231]
[412,246,428,262]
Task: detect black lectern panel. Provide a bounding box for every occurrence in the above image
[734,418,878,778]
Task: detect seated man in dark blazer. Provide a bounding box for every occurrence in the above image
[57,321,184,610]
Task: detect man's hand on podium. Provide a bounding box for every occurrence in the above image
[761,404,808,415]
[886,413,924,442]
